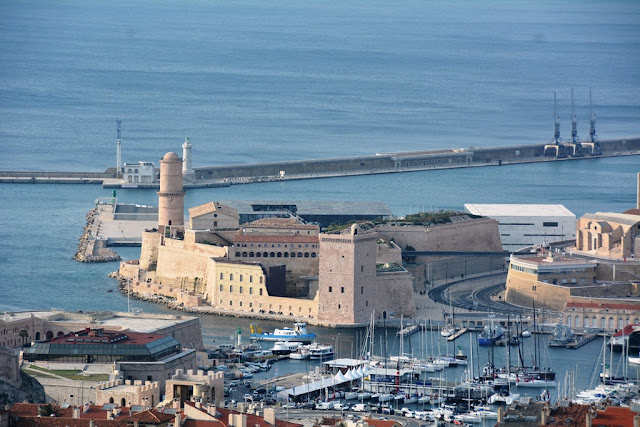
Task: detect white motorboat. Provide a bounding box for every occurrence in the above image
[357,392,373,400]
[516,377,556,388]
[308,343,334,359]
[345,391,359,400]
[271,341,303,355]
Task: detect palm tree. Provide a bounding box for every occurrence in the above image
[38,404,59,417]
[18,329,29,347]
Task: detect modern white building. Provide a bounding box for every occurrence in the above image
[123,161,156,184]
[464,204,576,251]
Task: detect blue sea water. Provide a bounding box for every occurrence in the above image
[0,0,639,396]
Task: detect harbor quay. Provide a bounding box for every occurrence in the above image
[0,137,639,188]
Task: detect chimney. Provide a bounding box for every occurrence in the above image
[175,413,182,427]
[90,420,95,427]
[134,421,139,427]
[173,399,181,410]
[107,410,113,419]
[72,407,80,419]
[263,408,276,425]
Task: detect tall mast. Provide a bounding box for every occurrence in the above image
[553,91,561,144]
[571,88,578,143]
[589,86,597,142]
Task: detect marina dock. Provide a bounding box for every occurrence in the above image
[447,328,468,341]
[566,333,598,349]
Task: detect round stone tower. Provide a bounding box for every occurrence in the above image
[158,152,185,228]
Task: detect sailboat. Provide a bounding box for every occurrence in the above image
[441,288,456,337]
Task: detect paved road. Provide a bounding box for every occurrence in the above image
[277,408,417,427]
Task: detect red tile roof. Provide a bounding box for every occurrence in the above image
[123,410,175,424]
[566,301,640,311]
[244,218,317,230]
[592,406,638,426]
[233,235,318,244]
[215,408,301,427]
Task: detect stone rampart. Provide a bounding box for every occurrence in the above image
[505,269,571,310]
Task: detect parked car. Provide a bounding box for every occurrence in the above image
[282,402,297,409]
[315,402,334,410]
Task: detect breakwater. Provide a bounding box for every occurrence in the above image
[2,138,639,186]
[73,207,121,263]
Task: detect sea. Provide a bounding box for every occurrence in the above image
[1,0,639,400]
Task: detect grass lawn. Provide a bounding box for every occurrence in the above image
[23,365,109,382]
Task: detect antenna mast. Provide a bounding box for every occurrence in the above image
[570,88,578,143]
[553,91,561,144]
[116,119,122,179]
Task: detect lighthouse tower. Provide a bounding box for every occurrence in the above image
[158,152,185,235]
[182,137,195,183]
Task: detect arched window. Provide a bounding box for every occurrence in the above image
[263,252,269,257]
[242,252,248,257]
[240,275,243,282]
[609,317,614,329]
[35,332,41,340]
[618,318,624,329]
[311,252,316,257]
[46,331,53,340]
[249,252,254,257]
[298,252,303,257]
[584,317,589,328]
[601,317,606,329]
[567,317,572,327]
[304,252,309,257]
[291,252,296,258]
[230,285,233,292]
[134,169,139,173]
[57,331,64,337]
[259,289,263,296]
[230,274,234,281]
[277,252,282,257]
[249,276,253,283]
[270,252,275,257]
[235,252,241,257]
[249,288,253,294]
[121,398,126,407]
[284,252,289,258]
[220,285,223,292]
[575,316,580,328]
[260,277,263,284]
[109,397,114,404]
[239,286,243,294]
[220,273,224,280]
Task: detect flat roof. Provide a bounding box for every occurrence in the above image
[464,204,575,217]
[219,200,393,216]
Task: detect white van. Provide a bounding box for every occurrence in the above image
[352,403,368,412]
[315,402,334,410]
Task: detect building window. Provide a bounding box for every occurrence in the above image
[260,277,263,284]
[543,222,559,227]
[338,304,341,309]
[230,285,233,292]
[235,252,241,257]
[230,301,233,306]
[239,286,243,294]
[240,275,243,282]
[361,266,363,272]
[220,285,223,292]
[220,273,224,280]
[249,276,253,283]
[329,286,333,293]
[341,287,344,293]
[249,288,253,294]
[361,286,364,295]
[259,289,263,296]
[230,274,234,281]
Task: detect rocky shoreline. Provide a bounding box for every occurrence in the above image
[73,207,121,263]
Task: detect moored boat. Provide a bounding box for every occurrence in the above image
[548,324,576,347]
[478,321,505,346]
[271,341,303,355]
[250,322,316,342]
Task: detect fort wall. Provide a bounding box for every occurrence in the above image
[504,269,572,311]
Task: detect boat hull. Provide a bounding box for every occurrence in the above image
[250,333,315,343]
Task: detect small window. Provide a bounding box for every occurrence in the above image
[341,287,345,293]
[249,288,253,294]
[230,274,234,281]
[250,276,253,283]
[329,286,333,293]
[220,285,223,292]
[220,273,224,280]
[230,285,233,292]
[543,222,559,227]
[260,277,263,284]
[259,289,263,296]
[361,266,363,272]
[239,286,243,294]
[361,286,364,295]
[240,275,243,282]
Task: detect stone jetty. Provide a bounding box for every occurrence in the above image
[73,207,121,263]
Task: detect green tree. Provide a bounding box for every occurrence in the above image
[38,404,59,417]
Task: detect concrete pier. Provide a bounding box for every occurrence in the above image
[1,137,639,187]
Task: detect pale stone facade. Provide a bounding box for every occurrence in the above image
[96,379,160,407]
[562,301,640,331]
[576,212,640,259]
[189,202,239,230]
[165,369,224,407]
[123,161,155,184]
[317,225,415,324]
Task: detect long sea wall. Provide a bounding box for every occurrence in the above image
[1,138,638,186]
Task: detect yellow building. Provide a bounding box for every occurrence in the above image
[576,212,640,259]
